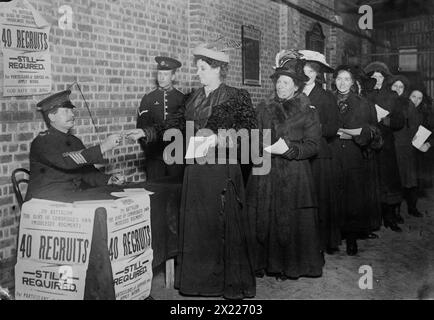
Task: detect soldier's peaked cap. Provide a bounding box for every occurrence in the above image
[155,56,182,70]
[36,90,75,113]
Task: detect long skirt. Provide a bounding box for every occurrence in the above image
[246,158,324,279]
[311,157,342,250]
[175,163,256,299]
[395,145,418,188]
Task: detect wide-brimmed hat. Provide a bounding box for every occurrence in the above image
[363,61,392,77]
[192,36,240,63]
[270,50,308,82]
[299,50,334,73]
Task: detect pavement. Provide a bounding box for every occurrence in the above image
[150,187,434,300]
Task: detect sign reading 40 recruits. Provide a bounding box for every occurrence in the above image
[106,194,153,300]
[0,0,51,97]
[14,199,95,300]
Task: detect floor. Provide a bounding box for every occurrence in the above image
[150,187,434,300]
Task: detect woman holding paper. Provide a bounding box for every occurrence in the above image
[410,88,434,191]
[246,51,324,279]
[330,65,382,255]
[299,50,341,254]
[363,61,405,233]
[126,38,257,299]
[391,78,432,218]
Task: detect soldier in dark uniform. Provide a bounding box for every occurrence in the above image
[136,56,185,181]
[26,89,124,202]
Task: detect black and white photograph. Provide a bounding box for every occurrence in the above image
[1,0,434,307]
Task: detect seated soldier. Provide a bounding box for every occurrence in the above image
[25,89,125,202]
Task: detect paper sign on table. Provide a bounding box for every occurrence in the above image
[110,188,154,198]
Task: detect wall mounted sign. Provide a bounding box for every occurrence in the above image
[242,25,261,86]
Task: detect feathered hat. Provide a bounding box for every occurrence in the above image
[270,49,308,82]
[192,35,241,63]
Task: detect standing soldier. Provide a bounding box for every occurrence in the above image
[136,56,185,181]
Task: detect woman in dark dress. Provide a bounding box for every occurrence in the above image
[330,65,382,255]
[128,40,257,299]
[300,50,341,254]
[363,61,405,232]
[247,51,324,279]
[409,88,434,193]
[392,80,433,219]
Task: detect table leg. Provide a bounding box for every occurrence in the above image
[165,258,175,288]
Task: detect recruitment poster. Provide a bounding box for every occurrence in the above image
[106,194,153,300]
[14,199,95,300]
[0,0,51,97]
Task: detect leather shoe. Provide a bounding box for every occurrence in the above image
[367,232,379,239]
[395,213,404,224]
[346,238,358,256]
[384,219,402,232]
[325,247,339,255]
[408,208,423,217]
[255,269,265,278]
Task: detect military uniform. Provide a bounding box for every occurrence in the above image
[136,56,185,180]
[26,90,111,202]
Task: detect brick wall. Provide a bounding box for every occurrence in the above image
[0,0,365,291]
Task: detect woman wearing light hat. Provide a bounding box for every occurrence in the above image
[246,50,324,280]
[127,38,257,299]
[299,50,341,254]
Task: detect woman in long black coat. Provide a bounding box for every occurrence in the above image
[300,50,341,254]
[128,42,258,299]
[409,88,434,192]
[330,65,382,255]
[363,61,405,232]
[247,52,324,279]
[393,84,434,218]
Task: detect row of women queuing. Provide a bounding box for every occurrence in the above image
[129,39,434,299]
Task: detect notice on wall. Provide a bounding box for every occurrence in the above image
[3,48,51,96]
[0,0,51,97]
[14,199,95,300]
[106,194,153,300]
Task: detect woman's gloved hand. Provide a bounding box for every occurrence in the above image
[281,145,299,160]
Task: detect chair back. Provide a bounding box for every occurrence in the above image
[11,168,30,209]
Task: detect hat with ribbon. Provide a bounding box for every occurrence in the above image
[192,35,241,63]
[270,49,308,82]
[299,49,334,73]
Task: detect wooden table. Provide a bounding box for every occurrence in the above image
[61,178,182,299]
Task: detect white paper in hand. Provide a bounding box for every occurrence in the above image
[110,188,154,198]
[375,104,390,122]
[185,135,217,159]
[264,138,289,155]
[338,128,362,136]
[412,125,432,150]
